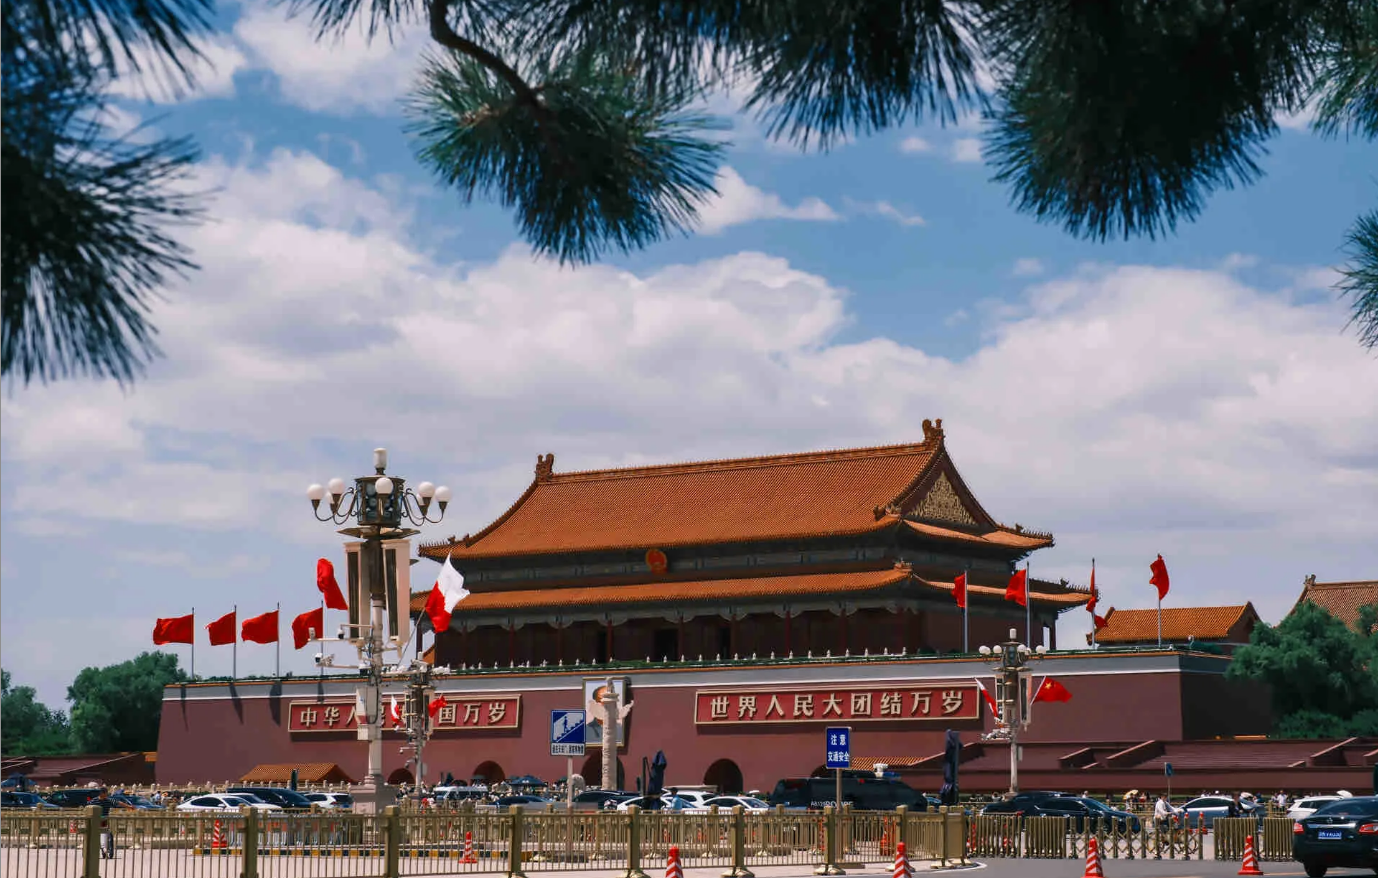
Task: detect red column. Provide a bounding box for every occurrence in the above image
[840,610,849,653]
[677,617,685,660]
[896,608,906,653]
[507,626,516,665]
[730,617,739,656]
[784,610,793,655]
[605,620,614,661]
[556,624,564,664]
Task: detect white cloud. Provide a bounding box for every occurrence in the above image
[951,138,983,163]
[233,2,425,114]
[1011,258,1045,277]
[1218,253,1259,272]
[3,147,1377,705]
[696,167,840,234]
[846,199,925,227]
[899,136,932,154]
[108,36,248,103]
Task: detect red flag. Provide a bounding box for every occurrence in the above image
[241,610,279,644]
[1032,677,1073,704]
[1093,612,1109,631]
[426,556,470,634]
[206,611,237,646]
[153,614,194,645]
[1005,568,1027,607]
[316,559,349,611]
[1150,554,1170,600]
[428,695,448,719]
[952,573,967,610]
[292,607,324,650]
[974,679,998,715]
[1086,562,1098,615]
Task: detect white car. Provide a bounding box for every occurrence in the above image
[703,796,771,811]
[1286,796,1343,820]
[304,792,353,810]
[616,795,694,812]
[178,794,282,813]
[665,790,713,809]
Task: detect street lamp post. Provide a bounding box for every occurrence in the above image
[307,448,450,814]
[978,628,1047,797]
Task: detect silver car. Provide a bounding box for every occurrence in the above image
[1180,795,1258,828]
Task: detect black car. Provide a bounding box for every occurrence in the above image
[769,774,927,811]
[1043,797,1141,833]
[1292,795,1378,878]
[1,791,59,810]
[226,787,314,811]
[571,789,635,810]
[45,788,104,809]
[112,793,163,811]
[980,791,1070,814]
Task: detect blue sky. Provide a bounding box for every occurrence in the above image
[3,2,1376,709]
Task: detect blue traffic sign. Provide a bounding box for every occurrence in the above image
[550,709,587,757]
[1164,762,1174,777]
[825,726,851,769]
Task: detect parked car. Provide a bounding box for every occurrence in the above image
[616,795,694,812]
[225,787,314,811]
[435,786,487,804]
[981,795,1139,833]
[1,791,60,810]
[769,774,927,811]
[1288,797,1344,821]
[112,793,163,811]
[303,792,353,810]
[1180,796,1260,829]
[569,790,635,810]
[665,790,713,809]
[44,789,105,809]
[1291,794,1378,878]
[980,791,1072,815]
[700,796,771,812]
[493,794,555,809]
[177,794,281,813]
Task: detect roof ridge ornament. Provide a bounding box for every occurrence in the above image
[535,453,556,482]
[873,503,903,520]
[921,418,944,443]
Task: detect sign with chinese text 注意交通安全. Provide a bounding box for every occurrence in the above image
[288,695,522,733]
[693,685,978,725]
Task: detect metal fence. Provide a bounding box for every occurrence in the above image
[1,804,1299,878]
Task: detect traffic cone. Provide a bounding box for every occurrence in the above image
[665,844,684,878]
[1237,835,1264,876]
[880,819,893,857]
[460,830,478,864]
[211,819,227,850]
[1080,836,1104,878]
[893,841,915,878]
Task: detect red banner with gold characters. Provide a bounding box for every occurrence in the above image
[288,695,522,733]
[693,684,978,725]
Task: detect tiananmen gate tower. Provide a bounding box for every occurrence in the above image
[157,422,1374,795]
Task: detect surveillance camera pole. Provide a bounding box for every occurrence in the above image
[979,628,1046,797]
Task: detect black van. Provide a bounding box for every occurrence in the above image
[769,774,926,811]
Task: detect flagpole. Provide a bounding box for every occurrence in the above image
[1090,559,1097,649]
[276,602,281,678]
[1157,595,1162,647]
[1025,563,1032,646]
[233,605,238,680]
[190,606,195,680]
[319,600,325,680]
[963,566,969,654]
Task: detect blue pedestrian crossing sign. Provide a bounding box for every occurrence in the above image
[825,726,851,769]
[550,709,586,757]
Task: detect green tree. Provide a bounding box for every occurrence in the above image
[1228,600,1378,738]
[271,0,1377,342]
[1,0,210,386]
[66,652,187,752]
[1,669,73,755]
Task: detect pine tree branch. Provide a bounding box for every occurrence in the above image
[427,0,542,111]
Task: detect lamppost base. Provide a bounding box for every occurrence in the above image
[349,778,397,815]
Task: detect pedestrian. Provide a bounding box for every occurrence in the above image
[1152,793,1178,858]
[93,788,134,859]
[1227,792,1243,819]
[1273,790,1287,812]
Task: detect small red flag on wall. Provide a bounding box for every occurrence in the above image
[1005,568,1028,607]
[952,573,967,609]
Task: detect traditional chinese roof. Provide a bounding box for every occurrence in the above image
[1292,577,1378,632]
[1090,604,1260,646]
[238,763,355,784]
[408,566,1088,616]
[420,420,1052,561]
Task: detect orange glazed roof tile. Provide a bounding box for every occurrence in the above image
[408,568,1087,615]
[1092,604,1259,645]
[238,763,356,784]
[419,425,1049,561]
[904,520,1052,550]
[1293,578,1378,632]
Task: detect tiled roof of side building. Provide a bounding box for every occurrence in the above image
[1091,604,1259,645]
[409,567,1089,615]
[1293,577,1378,632]
[420,421,1050,560]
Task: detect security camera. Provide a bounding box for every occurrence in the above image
[314,652,325,665]
[337,628,348,640]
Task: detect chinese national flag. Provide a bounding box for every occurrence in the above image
[241,610,279,644]
[1033,677,1073,704]
[206,611,236,646]
[1093,612,1110,631]
[316,559,349,611]
[952,573,967,609]
[292,607,324,650]
[1005,568,1028,607]
[1150,554,1170,600]
[428,695,448,719]
[1086,562,1098,615]
[152,614,194,645]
